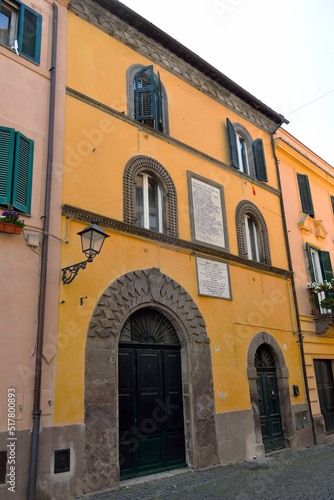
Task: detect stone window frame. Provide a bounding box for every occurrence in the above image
[123,155,179,237]
[233,123,256,178]
[126,63,170,135]
[235,200,271,265]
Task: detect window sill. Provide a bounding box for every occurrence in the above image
[0,42,40,67]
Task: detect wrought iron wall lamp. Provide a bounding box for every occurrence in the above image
[61,220,109,285]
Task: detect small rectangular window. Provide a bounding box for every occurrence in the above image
[0,126,34,214]
[0,0,42,64]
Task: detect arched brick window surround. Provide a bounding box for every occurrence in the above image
[123,155,178,237]
[235,200,271,265]
[247,331,295,457]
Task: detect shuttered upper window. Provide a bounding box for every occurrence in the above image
[297,174,314,217]
[226,119,268,182]
[127,64,169,134]
[0,0,42,64]
[0,126,34,214]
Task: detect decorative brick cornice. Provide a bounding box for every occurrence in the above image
[68,0,282,134]
[62,204,292,278]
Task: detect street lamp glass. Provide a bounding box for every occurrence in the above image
[78,221,109,259]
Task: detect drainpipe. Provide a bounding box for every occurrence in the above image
[270,133,317,446]
[27,4,58,499]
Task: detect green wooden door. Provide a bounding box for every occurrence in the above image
[314,360,334,432]
[255,345,285,452]
[118,309,186,479]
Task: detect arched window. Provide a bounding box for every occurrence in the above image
[235,200,271,265]
[226,119,267,182]
[244,213,260,262]
[126,64,170,134]
[123,155,178,237]
[135,172,162,232]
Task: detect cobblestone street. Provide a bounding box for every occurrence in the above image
[78,444,334,500]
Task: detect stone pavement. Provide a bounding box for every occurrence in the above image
[78,444,334,500]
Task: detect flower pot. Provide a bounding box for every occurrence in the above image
[308,288,315,293]
[312,308,320,315]
[0,222,23,235]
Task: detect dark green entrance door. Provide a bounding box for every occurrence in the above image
[118,308,186,479]
[255,345,285,452]
[314,359,334,432]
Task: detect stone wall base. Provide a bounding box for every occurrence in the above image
[0,424,84,500]
[314,415,334,445]
[216,409,256,464]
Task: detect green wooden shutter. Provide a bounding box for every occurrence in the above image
[306,243,315,282]
[319,251,333,283]
[306,243,333,283]
[157,70,163,131]
[253,138,268,182]
[0,126,15,205]
[297,174,314,217]
[18,3,42,64]
[12,132,34,214]
[330,195,334,215]
[226,118,239,168]
[134,65,156,121]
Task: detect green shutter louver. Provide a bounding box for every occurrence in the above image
[134,65,155,121]
[226,118,239,169]
[12,132,34,214]
[18,4,42,64]
[306,243,315,282]
[157,70,163,132]
[0,126,15,205]
[297,174,314,217]
[253,138,268,182]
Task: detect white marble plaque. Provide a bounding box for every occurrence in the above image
[196,257,231,299]
[191,177,225,247]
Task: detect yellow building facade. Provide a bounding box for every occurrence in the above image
[52,0,313,496]
[275,129,334,444]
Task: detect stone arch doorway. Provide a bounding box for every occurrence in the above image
[247,332,295,457]
[255,344,284,452]
[84,268,219,494]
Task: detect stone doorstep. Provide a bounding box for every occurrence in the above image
[265,447,292,457]
[78,467,192,498]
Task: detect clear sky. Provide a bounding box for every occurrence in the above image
[119,0,334,167]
